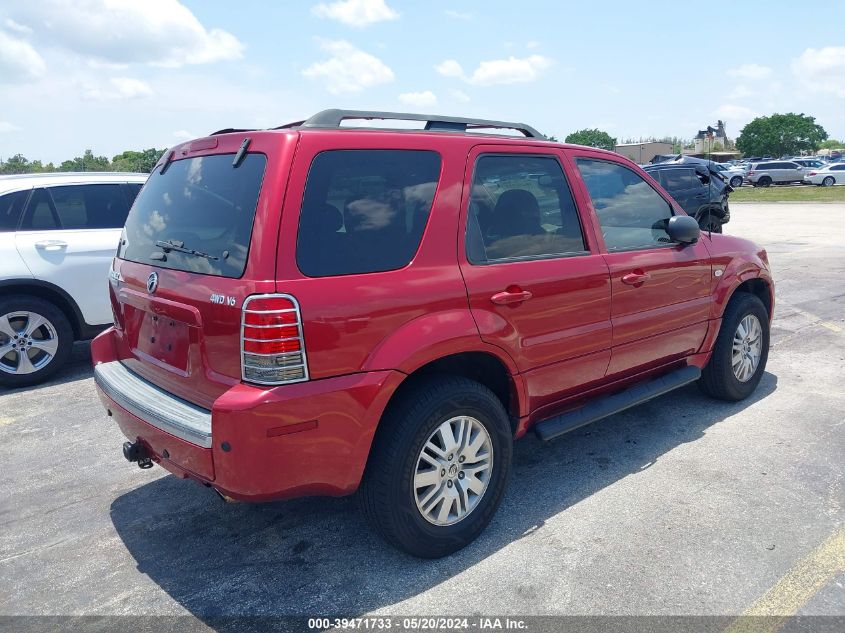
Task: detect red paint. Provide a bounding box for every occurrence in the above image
[93,126,774,502]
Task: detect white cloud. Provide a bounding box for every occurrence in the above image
[3,18,32,35]
[713,104,759,127]
[0,30,46,82]
[9,1,243,68]
[436,55,552,86]
[444,10,473,20]
[398,90,437,108]
[302,40,394,94]
[173,130,194,140]
[435,59,465,78]
[727,85,753,100]
[469,55,552,85]
[526,40,540,50]
[727,63,772,80]
[84,77,154,101]
[792,46,845,97]
[312,0,399,27]
[0,121,22,133]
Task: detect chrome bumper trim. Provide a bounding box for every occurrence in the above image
[94,361,212,448]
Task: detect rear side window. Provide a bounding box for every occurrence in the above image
[296,150,441,277]
[0,190,28,232]
[576,158,673,252]
[19,185,130,230]
[466,154,585,263]
[120,153,266,278]
[661,168,698,190]
[49,184,130,229]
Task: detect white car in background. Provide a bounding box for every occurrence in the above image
[713,163,746,188]
[803,163,845,186]
[0,172,147,387]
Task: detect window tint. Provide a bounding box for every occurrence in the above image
[661,168,698,190]
[21,188,58,230]
[53,184,130,229]
[466,155,585,263]
[0,190,28,232]
[125,183,143,204]
[120,154,266,278]
[831,165,845,171]
[296,150,441,277]
[576,158,673,252]
[20,185,130,230]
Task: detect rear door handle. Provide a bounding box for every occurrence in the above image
[34,240,68,251]
[491,289,533,305]
[621,271,651,286]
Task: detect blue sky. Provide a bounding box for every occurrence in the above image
[1,0,844,163]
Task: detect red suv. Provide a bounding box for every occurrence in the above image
[93,110,774,558]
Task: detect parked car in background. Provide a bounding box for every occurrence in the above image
[712,162,746,188]
[745,161,806,186]
[803,163,845,186]
[92,110,773,558]
[0,172,147,387]
[643,159,732,232]
[793,158,826,170]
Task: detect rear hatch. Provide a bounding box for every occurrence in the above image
[109,132,298,409]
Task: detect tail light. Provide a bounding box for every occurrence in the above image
[808,171,817,176]
[241,294,309,385]
[747,171,755,176]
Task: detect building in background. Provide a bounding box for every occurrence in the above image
[614,141,673,164]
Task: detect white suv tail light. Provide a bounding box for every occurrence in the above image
[241,294,309,385]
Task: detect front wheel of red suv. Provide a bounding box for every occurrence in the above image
[359,375,513,558]
[699,293,769,401]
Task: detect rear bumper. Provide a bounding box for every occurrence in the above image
[92,328,404,501]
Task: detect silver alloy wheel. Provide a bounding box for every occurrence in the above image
[0,311,60,375]
[731,314,763,383]
[413,415,493,526]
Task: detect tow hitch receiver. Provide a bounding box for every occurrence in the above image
[123,441,153,469]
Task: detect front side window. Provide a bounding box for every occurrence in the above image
[296,150,441,277]
[466,155,585,264]
[576,158,673,252]
[120,153,266,278]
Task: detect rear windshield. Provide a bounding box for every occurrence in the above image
[119,153,266,278]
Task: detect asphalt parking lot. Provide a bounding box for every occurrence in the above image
[2,203,843,627]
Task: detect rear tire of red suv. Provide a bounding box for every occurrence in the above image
[359,375,513,558]
[699,293,769,401]
[0,295,73,389]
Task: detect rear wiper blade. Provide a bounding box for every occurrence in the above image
[154,239,219,260]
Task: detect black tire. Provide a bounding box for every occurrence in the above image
[699,293,769,401]
[822,176,835,187]
[0,295,73,388]
[729,176,743,188]
[758,176,772,187]
[359,375,513,558]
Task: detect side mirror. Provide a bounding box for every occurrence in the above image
[666,215,700,244]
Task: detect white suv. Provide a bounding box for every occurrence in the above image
[0,172,147,387]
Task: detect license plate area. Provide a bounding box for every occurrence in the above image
[134,310,191,372]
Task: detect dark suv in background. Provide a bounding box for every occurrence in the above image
[643,160,731,232]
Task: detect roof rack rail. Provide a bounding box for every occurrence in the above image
[279,109,545,139]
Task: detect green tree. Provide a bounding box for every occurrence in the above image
[819,139,844,150]
[59,149,111,172]
[0,154,32,174]
[736,113,828,157]
[565,128,617,151]
[111,148,166,173]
